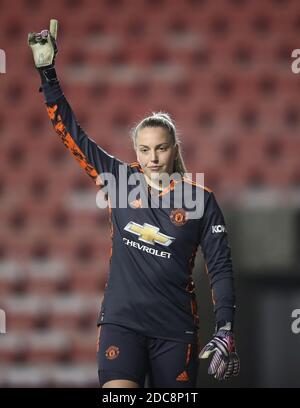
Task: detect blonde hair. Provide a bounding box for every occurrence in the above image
[130,112,187,176]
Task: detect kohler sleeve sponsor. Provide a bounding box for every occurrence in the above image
[211,225,226,234]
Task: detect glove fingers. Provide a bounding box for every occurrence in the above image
[224,353,240,379]
[200,330,240,381]
[224,359,234,379]
[28,32,37,45]
[214,357,228,380]
[232,353,240,376]
[28,22,58,68]
[50,19,58,40]
[208,350,223,376]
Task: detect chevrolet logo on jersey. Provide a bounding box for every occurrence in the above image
[124,222,175,247]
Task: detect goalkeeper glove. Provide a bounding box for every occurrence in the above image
[28,19,58,84]
[199,322,240,380]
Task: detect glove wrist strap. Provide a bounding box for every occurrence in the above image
[38,66,58,91]
[216,321,233,332]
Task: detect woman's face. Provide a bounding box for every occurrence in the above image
[135,126,178,181]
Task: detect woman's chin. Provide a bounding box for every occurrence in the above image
[147,171,161,180]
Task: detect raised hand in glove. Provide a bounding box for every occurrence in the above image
[28,19,58,85]
[199,322,240,380]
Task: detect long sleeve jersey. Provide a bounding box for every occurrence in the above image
[41,80,236,344]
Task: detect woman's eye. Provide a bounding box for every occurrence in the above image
[159,147,167,151]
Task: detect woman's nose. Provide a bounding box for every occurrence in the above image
[150,150,158,162]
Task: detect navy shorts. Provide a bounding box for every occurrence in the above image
[96,323,199,388]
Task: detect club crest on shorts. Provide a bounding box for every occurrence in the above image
[105,345,120,360]
[170,208,187,226]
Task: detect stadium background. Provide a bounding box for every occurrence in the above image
[0,0,300,388]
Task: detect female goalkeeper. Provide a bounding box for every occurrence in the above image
[28,20,240,388]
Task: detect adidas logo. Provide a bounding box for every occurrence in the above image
[176,371,189,381]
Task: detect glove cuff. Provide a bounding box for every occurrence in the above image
[216,320,233,332]
[38,66,58,89]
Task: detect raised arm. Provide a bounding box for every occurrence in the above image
[28,19,122,184]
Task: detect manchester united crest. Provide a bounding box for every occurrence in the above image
[105,345,120,360]
[170,208,187,226]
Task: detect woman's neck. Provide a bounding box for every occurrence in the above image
[144,174,169,191]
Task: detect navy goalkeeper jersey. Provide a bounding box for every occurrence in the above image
[41,81,236,344]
